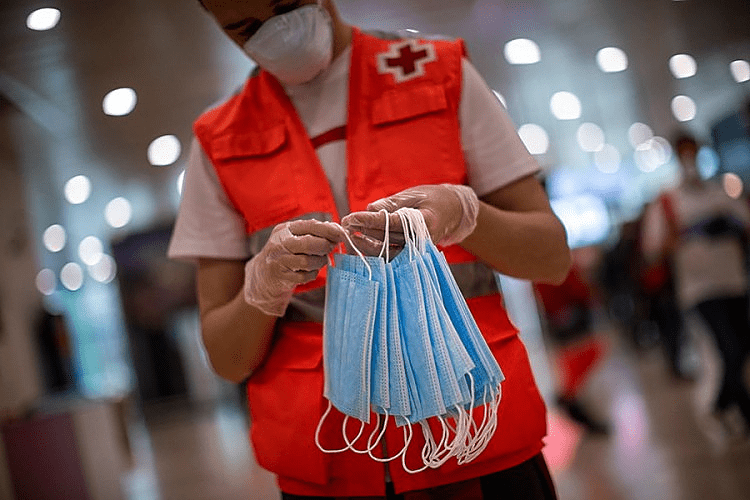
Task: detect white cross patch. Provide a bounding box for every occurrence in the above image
[376,39,437,83]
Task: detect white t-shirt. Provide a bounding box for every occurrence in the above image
[168,46,539,262]
[641,181,750,309]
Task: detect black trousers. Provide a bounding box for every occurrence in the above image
[695,295,750,423]
[281,452,558,500]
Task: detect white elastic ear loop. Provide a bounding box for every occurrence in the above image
[397,210,415,261]
[340,415,370,452]
[362,412,414,463]
[401,423,429,474]
[458,383,501,464]
[419,418,450,467]
[336,224,372,280]
[377,209,390,262]
[405,208,429,254]
[316,400,354,453]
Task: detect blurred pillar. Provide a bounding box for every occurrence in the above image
[0,98,43,413]
[0,97,45,500]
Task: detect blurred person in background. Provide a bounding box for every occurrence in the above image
[535,251,611,436]
[635,194,692,381]
[168,0,570,498]
[641,132,750,436]
[600,217,655,352]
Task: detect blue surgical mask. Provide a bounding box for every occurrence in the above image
[317,208,503,469]
[424,240,505,404]
[322,255,378,423]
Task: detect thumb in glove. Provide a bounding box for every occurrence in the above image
[244,219,344,316]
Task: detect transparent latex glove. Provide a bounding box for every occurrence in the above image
[341,184,479,255]
[244,219,345,316]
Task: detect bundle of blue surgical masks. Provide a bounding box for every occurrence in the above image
[315,208,505,472]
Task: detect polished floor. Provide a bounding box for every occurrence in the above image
[121,323,750,500]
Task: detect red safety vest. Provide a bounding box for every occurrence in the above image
[194,28,547,497]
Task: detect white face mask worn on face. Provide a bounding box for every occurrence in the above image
[243,1,334,86]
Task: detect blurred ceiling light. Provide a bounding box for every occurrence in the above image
[43,224,66,252]
[26,8,61,31]
[64,175,92,204]
[594,144,621,173]
[669,54,697,79]
[635,137,672,172]
[576,122,605,152]
[78,236,104,266]
[723,173,743,199]
[105,197,132,228]
[628,122,653,148]
[596,47,628,73]
[492,90,507,108]
[730,60,750,83]
[36,268,56,296]
[671,95,697,122]
[518,124,549,155]
[503,38,541,65]
[550,91,581,120]
[177,170,186,196]
[102,88,137,116]
[60,262,84,291]
[148,135,182,166]
[89,254,117,284]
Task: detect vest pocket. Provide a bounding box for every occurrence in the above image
[210,124,302,233]
[371,83,448,125]
[212,123,288,159]
[245,328,330,485]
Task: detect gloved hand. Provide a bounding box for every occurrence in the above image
[244,219,345,316]
[341,184,480,252]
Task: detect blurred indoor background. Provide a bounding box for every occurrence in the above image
[0,0,748,498]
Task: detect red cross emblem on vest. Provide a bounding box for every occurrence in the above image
[376,39,437,83]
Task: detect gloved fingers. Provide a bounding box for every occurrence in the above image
[283,233,341,256]
[273,253,329,274]
[366,187,428,212]
[341,211,403,235]
[346,232,405,257]
[272,268,320,287]
[287,219,346,244]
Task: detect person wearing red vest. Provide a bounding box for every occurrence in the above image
[169,0,571,498]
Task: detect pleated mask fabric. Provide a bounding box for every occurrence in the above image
[316,208,504,471]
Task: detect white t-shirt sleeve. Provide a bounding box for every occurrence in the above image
[167,138,251,262]
[459,58,540,197]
